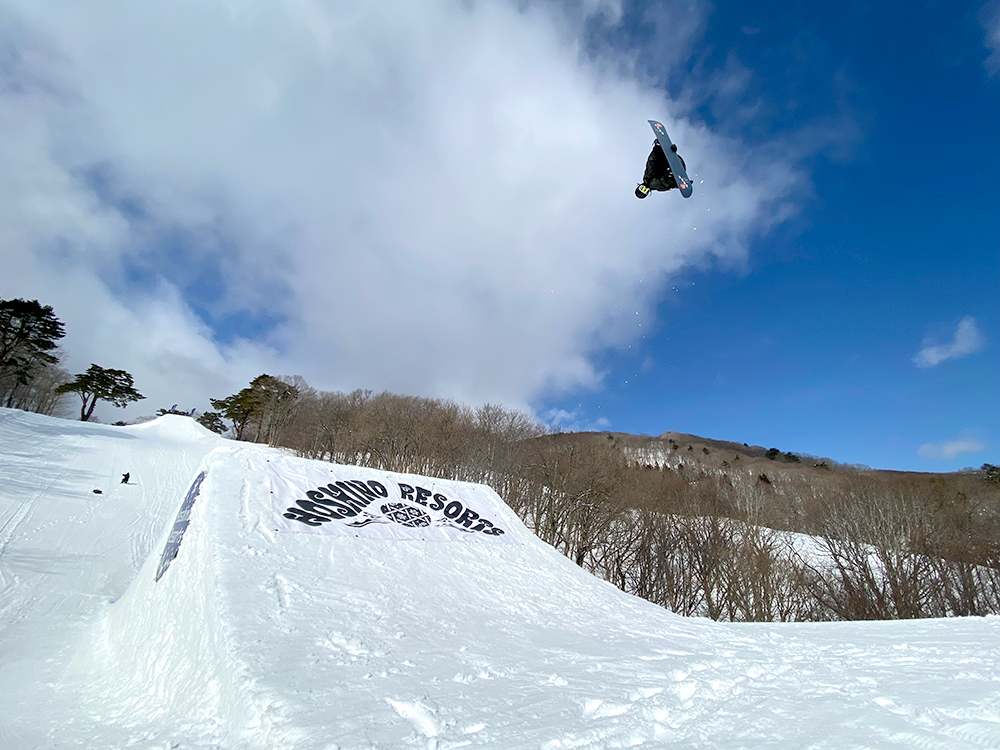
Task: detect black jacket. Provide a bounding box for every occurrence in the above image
[642,142,686,191]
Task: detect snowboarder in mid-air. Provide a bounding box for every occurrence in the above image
[636,120,693,198]
[635,140,686,199]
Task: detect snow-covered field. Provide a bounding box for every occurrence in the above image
[1,408,999,749]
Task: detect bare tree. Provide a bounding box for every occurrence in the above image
[247,374,1000,623]
[0,360,72,416]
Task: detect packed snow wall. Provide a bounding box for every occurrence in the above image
[81,453,258,736]
[5,411,1000,750]
[81,445,704,747]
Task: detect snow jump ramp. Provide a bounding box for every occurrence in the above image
[47,430,999,750]
[84,445,728,748]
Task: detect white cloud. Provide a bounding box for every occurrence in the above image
[917,433,987,462]
[1,0,805,421]
[539,407,612,433]
[913,316,985,368]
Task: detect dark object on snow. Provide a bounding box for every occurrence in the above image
[155,472,207,582]
[122,472,130,484]
[638,140,686,195]
[93,489,103,494]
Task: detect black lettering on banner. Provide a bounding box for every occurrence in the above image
[284,507,330,526]
[347,479,383,501]
[311,487,359,517]
[297,499,346,519]
[285,478,382,526]
[333,481,372,508]
[281,475,509,538]
[456,507,480,528]
[318,484,365,515]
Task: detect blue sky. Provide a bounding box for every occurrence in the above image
[1,0,996,471]
[544,0,1000,470]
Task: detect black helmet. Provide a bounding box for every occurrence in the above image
[635,184,650,199]
[670,143,678,152]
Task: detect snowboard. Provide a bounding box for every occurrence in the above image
[648,120,693,198]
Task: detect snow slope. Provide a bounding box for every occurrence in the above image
[1,408,999,749]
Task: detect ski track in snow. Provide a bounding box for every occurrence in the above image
[0,408,999,749]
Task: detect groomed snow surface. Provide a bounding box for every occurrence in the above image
[1,408,999,750]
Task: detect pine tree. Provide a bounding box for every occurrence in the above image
[0,298,66,406]
[57,364,145,421]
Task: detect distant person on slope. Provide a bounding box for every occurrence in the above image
[635,140,686,199]
[121,472,130,484]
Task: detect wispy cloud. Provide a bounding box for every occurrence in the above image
[913,316,985,368]
[1,0,808,420]
[917,433,987,462]
[983,1,1000,74]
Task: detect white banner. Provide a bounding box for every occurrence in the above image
[269,460,517,543]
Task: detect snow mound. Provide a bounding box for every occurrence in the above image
[2,408,1000,750]
[121,412,222,441]
[83,446,727,747]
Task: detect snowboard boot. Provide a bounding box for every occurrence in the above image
[635,183,651,199]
